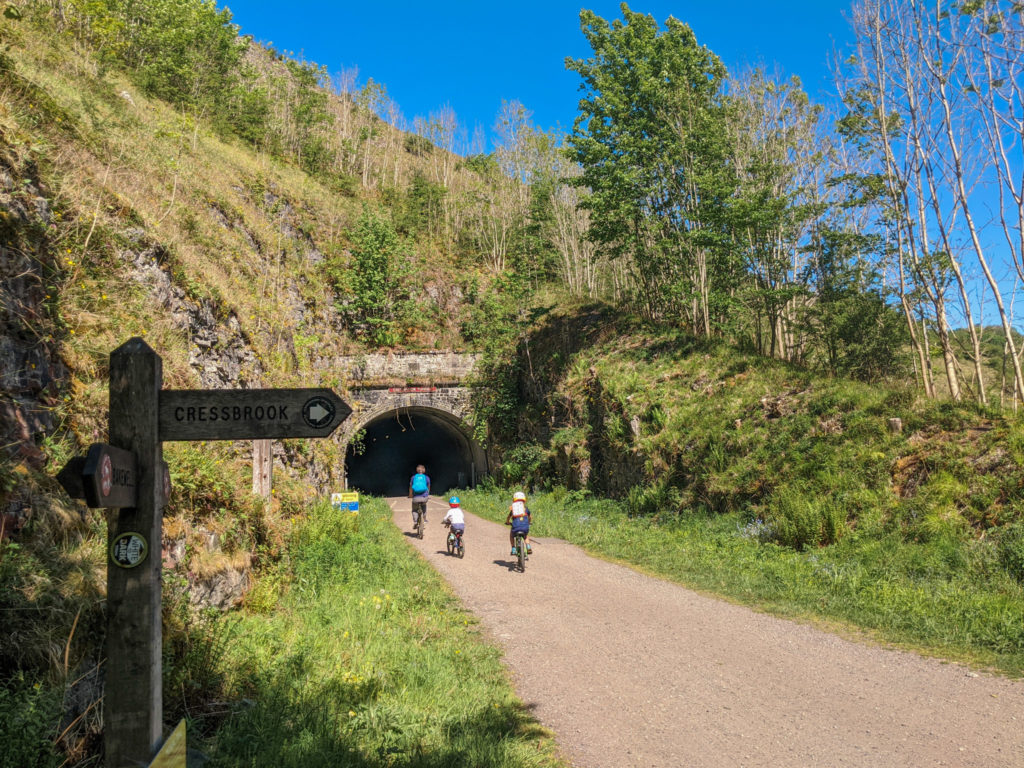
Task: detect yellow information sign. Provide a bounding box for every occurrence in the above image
[332,491,359,511]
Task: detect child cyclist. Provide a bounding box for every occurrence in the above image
[505,491,532,556]
[442,496,466,540]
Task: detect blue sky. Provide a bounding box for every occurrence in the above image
[221,1,856,147]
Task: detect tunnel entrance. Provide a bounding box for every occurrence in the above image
[345,407,486,496]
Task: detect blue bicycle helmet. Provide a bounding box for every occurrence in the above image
[448,496,460,506]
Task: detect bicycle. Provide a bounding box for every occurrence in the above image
[512,529,528,572]
[413,500,426,539]
[445,525,465,558]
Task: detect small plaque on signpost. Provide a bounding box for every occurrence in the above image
[110,532,148,568]
[83,443,137,509]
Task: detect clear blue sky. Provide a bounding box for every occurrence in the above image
[221,1,856,148]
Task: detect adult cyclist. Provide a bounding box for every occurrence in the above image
[409,464,430,529]
[505,490,532,556]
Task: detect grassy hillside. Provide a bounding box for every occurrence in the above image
[0,8,515,765]
[469,306,1024,673]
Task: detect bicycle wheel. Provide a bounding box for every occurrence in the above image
[457,535,465,559]
[516,533,526,572]
[446,533,454,555]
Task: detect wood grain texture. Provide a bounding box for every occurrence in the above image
[106,337,164,768]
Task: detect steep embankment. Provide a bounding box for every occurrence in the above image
[0,13,486,764]
[471,307,1024,674]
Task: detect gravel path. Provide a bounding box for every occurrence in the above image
[389,497,1024,767]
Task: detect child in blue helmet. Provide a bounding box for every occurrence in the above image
[442,496,465,536]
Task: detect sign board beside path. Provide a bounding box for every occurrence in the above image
[159,388,351,441]
[52,338,353,767]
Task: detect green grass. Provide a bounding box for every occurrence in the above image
[461,487,1024,678]
[201,497,563,768]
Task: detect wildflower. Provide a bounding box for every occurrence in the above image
[348,710,356,717]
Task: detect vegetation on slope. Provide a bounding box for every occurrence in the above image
[469,306,1024,675]
[0,4,531,766]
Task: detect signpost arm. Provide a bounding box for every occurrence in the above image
[107,338,164,767]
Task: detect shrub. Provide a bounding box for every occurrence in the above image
[499,443,549,487]
[0,675,60,768]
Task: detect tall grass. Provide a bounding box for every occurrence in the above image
[203,497,562,768]
[461,486,1024,678]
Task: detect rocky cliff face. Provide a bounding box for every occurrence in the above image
[0,142,67,533]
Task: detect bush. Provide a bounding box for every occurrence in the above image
[0,675,60,768]
[498,443,549,487]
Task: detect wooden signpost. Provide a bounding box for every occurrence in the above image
[56,338,350,767]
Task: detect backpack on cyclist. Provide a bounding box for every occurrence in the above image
[411,473,428,494]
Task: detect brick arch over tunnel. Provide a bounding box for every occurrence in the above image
[345,406,487,496]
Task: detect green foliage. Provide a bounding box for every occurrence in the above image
[499,442,549,486]
[162,573,238,726]
[205,499,563,766]
[766,486,847,550]
[340,207,413,347]
[395,171,446,236]
[68,0,245,113]
[566,5,732,325]
[0,674,61,768]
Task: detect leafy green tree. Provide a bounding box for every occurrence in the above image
[342,208,411,347]
[565,4,731,329]
[71,0,244,113]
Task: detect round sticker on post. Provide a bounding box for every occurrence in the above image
[110,532,148,568]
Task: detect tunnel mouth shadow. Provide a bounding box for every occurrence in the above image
[346,407,485,496]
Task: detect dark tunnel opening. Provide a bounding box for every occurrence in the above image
[345,408,486,496]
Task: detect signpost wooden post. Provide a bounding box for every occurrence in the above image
[106,338,164,768]
[252,439,272,498]
[55,339,351,767]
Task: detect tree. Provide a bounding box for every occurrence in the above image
[565,4,731,330]
[342,208,411,347]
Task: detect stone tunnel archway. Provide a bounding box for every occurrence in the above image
[345,405,486,496]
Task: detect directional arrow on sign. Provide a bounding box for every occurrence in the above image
[159,388,351,441]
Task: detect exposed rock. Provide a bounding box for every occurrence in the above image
[123,241,262,387]
[189,568,250,611]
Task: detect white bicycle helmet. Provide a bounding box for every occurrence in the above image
[513,491,526,501]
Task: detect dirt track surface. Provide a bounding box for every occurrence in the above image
[388,497,1024,767]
